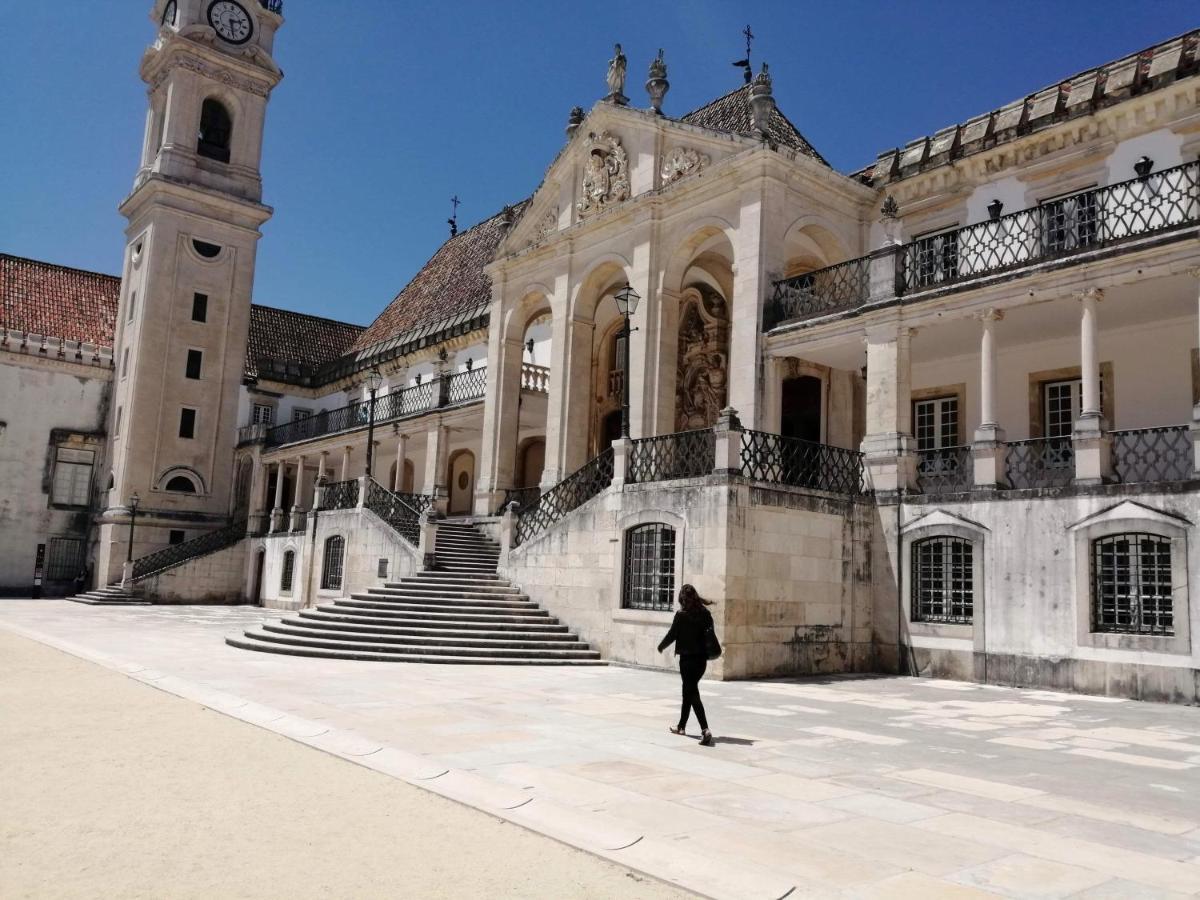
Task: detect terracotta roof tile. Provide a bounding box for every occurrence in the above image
[245,305,365,381]
[351,201,529,354]
[680,85,828,165]
[0,253,120,348]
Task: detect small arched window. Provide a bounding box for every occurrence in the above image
[197,98,232,163]
[280,550,295,594]
[165,475,197,493]
[622,523,676,611]
[321,535,346,591]
[912,536,974,624]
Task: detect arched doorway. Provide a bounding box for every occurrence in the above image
[447,450,475,515]
[516,438,545,489]
[781,375,823,443]
[251,549,265,606]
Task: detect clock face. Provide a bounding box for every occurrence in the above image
[207,0,253,45]
[161,0,177,26]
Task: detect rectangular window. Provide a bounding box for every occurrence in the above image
[912,536,974,624]
[292,408,313,422]
[1093,533,1173,635]
[51,448,95,507]
[621,523,676,611]
[127,290,136,323]
[1043,379,1081,439]
[121,347,130,378]
[169,530,186,545]
[192,293,208,323]
[280,551,296,593]
[114,406,122,438]
[252,404,274,426]
[377,558,389,579]
[914,397,959,451]
[1040,187,1099,255]
[179,408,196,439]
[185,349,203,380]
[46,538,86,581]
[912,227,959,288]
[321,536,345,591]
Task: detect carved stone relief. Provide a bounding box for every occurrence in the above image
[660,147,708,185]
[576,132,630,218]
[536,207,559,240]
[675,284,729,431]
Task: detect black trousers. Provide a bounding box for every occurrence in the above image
[678,654,709,731]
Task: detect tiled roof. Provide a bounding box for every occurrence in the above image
[350,201,529,354]
[245,305,365,381]
[680,85,828,165]
[0,253,120,348]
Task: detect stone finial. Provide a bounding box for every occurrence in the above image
[646,49,669,114]
[748,63,775,135]
[880,195,899,219]
[605,44,629,105]
[566,106,584,140]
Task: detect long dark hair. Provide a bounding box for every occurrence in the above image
[678,584,713,614]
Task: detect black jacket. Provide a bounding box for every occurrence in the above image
[658,607,714,656]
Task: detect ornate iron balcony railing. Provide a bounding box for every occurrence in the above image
[900,160,1200,294]
[237,422,269,445]
[628,429,716,484]
[363,478,421,546]
[131,519,247,581]
[915,446,973,494]
[394,492,434,514]
[445,366,488,405]
[1004,437,1074,489]
[739,429,867,496]
[767,257,872,327]
[318,479,360,510]
[501,486,541,512]
[1111,425,1192,484]
[514,447,614,546]
[521,363,550,393]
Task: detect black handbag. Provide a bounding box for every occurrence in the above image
[704,625,722,660]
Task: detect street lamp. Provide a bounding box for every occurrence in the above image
[612,283,641,439]
[365,368,383,479]
[126,492,140,563]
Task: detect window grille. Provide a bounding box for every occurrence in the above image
[621,523,676,611]
[46,538,85,581]
[252,404,274,426]
[1040,189,1098,255]
[321,536,345,591]
[280,550,295,593]
[912,229,959,288]
[912,536,974,624]
[1092,533,1173,635]
[51,448,94,507]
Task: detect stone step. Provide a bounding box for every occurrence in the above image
[371,583,526,598]
[263,622,589,650]
[299,609,571,634]
[234,629,602,661]
[321,603,558,627]
[226,633,604,666]
[342,596,546,615]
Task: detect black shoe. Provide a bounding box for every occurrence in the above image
[699,730,714,746]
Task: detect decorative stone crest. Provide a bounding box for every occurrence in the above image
[536,207,560,240]
[660,147,708,185]
[576,132,630,218]
[675,285,730,431]
[645,49,669,114]
[605,44,628,105]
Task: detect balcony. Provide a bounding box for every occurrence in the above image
[767,160,1200,328]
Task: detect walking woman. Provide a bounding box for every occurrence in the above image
[657,584,716,746]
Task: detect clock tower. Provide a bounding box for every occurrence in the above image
[96,0,284,585]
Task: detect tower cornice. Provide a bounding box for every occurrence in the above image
[141,33,282,97]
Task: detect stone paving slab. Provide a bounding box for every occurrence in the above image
[4,599,1200,898]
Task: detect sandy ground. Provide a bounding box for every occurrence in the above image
[0,631,691,899]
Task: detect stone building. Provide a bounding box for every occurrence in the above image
[2,2,1199,701]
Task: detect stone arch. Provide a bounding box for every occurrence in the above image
[156,466,207,495]
[515,436,546,490]
[570,255,632,324]
[661,218,737,295]
[782,217,851,277]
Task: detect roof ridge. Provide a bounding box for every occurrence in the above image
[1,252,120,283]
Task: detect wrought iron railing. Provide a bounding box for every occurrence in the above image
[318,479,360,510]
[395,492,434,514]
[900,160,1200,293]
[237,423,269,445]
[501,486,540,511]
[131,519,247,581]
[628,429,716,483]
[767,257,872,327]
[259,0,283,13]
[1004,437,1074,489]
[1111,425,1192,484]
[363,478,421,546]
[521,363,550,393]
[514,448,614,546]
[739,429,867,495]
[376,380,435,420]
[915,446,973,494]
[445,366,488,405]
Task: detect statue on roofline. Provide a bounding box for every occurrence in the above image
[606,44,628,104]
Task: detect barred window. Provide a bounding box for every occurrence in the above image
[320,536,345,591]
[912,536,974,624]
[1092,533,1173,635]
[46,537,85,581]
[1040,188,1098,255]
[280,550,295,594]
[913,228,958,288]
[622,523,676,611]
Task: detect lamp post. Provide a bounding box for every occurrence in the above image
[365,368,383,479]
[126,492,140,563]
[612,283,641,439]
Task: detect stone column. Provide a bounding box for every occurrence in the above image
[650,287,682,436]
[313,451,327,507]
[340,445,351,481]
[475,328,524,514]
[860,321,917,493]
[393,433,408,492]
[727,192,771,428]
[972,309,1007,488]
[538,271,573,489]
[761,356,786,435]
[1190,269,1200,474]
[270,461,286,532]
[542,312,593,488]
[1073,288,1111,484]
[625,234,656,438]
[247,458,269,534]
[423,419,450,516]
[289,454,306,531]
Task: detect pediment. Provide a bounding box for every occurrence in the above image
[1067,499,1192,532]
[901,508,990,535]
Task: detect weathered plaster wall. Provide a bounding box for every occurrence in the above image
[137,540,247,604]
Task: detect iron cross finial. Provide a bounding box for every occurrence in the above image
[448,195,461,237]
[733,25,755,84]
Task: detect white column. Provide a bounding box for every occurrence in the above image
[313,451,327,507]
[626,233,655,438]
[393,434,408,492]
[424,420,449,515]
[340,446,351,481]
[291,455,305,509]
[272,461,286,511]
[1073,288,1110,483]
[979,310,1001,429]
[1079,288,1102,419]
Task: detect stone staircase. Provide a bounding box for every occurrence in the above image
[227,520,602,665]
[65,583,150,606]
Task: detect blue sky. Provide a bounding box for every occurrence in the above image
[1,1,1195,326]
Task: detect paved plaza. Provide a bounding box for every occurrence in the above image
[3,600,1200,898]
